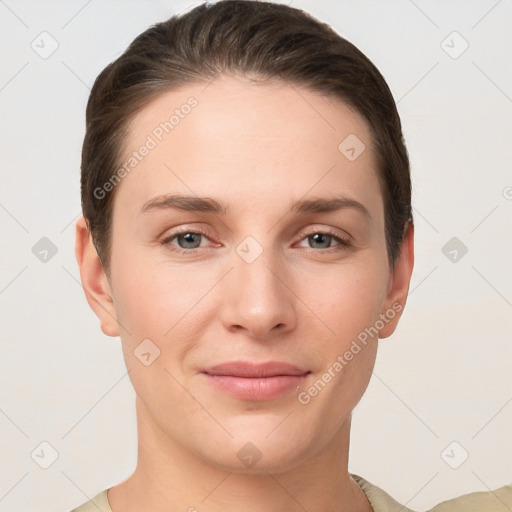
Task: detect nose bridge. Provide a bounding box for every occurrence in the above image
[223,236,295,337]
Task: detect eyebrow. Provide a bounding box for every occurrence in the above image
[141,194,371,220]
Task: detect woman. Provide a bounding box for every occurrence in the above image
[71,1,511,510]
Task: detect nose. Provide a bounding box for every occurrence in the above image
[219,245,297,340]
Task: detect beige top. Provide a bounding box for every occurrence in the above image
[69,473,512,512]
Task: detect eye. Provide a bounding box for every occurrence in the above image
[297,230,351,251]
[160,228,215,255]
[160,227,351,255]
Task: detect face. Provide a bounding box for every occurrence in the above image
[79,74,413,474]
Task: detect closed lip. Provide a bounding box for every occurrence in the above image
[201,361,310,378]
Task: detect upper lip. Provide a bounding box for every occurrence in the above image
[202,361,310,378]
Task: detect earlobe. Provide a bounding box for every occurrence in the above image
[75,215,120,338]
[379,222,415,339]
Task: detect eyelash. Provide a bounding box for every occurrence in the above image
[160,227,351,256]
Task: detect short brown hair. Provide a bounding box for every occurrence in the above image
[81,0,413,276]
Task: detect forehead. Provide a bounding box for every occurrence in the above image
[112,74,382,223]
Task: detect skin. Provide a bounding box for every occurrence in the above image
[75,73,414,512]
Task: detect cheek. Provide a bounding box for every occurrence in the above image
[109,257,203,413]
[111,244,390,353]
[297,258,389,342]
[110,247,199,338]
[294,258,387,398]
[294,265,384,418]
[109,252,220,388]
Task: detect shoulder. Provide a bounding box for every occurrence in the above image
[352,473,512,512]
[69,488,112,512]
[351,473,417,512]
[425,483,512,512]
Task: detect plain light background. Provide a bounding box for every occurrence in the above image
[0,0,511,511]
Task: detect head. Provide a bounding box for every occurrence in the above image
[76,0,414,473]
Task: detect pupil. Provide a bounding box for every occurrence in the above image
[181,233,200,248]
[311,233,329,248]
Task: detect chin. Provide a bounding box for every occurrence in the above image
[195,425,317,475]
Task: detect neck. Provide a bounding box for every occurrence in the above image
[107,397,372,512]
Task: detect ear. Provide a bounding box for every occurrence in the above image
[75,215,120,338]
[378,222,414,339]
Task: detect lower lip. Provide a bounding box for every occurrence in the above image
[203,373,309,401]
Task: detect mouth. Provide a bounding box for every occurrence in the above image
[201,361,311,401]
